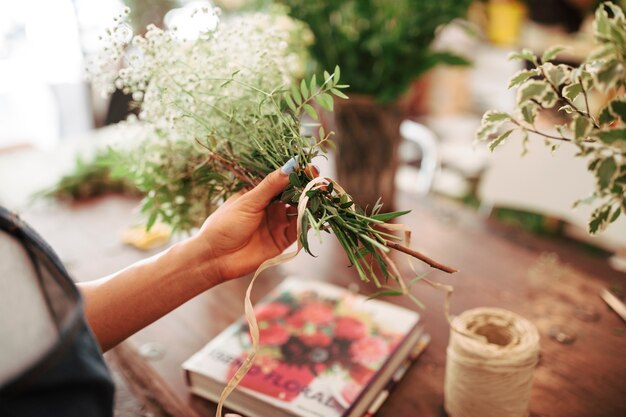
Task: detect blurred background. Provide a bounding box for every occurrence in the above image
[0,0,624,261]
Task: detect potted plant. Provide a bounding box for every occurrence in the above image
[280,0,473,209]
[477,2,625,234]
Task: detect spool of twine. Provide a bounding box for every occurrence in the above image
[444,307,540,417]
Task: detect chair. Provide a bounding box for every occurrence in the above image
[396,119,440,196]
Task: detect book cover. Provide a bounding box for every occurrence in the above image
[182,277,421,417]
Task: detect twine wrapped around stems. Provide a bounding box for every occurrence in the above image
[445,307,540,417]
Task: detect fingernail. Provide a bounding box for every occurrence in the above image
[225,414,242,417]
[280,156,299,175]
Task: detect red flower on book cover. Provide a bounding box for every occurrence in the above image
[287,302,335,328]
[334,316,367,340]
[299,331,332,347]
[259,323,290,345]
[255,302,290,322]
[349,336,389,367]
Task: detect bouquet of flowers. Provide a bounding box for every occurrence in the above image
[93,5,455,291]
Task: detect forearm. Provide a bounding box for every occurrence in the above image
[79,237,218,352]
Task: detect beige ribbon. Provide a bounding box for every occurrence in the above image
[215,177,329,417]
[215,176,455,416]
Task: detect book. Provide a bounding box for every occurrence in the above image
[182,277,424,417]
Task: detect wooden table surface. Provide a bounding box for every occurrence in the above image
[21,193,626,417]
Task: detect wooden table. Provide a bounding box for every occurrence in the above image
[21,194,626,417]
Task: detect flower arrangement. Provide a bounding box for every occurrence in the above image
[477,2,625,234]
[229,289,404,404]
[93,6,456,292]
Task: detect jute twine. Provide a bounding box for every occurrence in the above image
[445,307,540,417]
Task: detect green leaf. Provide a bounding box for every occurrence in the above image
[475,123,497,142]
[572,115,592,139]
[589,44,616,61]
[588,158,601,171]
[323,70,332,84]
[542,46,567,63]
[309,74,317,94]
[483,111,511,124]
[370,209,411,222]
[517,80,550,104]
[289,172,301,187]
[595,60,620,91]
[544,63,569,86]
[597,157,617,189]
[305,189,319,198]
[610,100,626,123]
[598,129,626,144]
[563,83,583,102]
[508,69,538,89]
[598,105,616,125]
[310,196,320,214]
[315,93,334,111]
[508,49,538,65]
[300,215,311,254]
[367,289,404,300]
[302,103,319,121]
[284,93,296,112]
[330,88,349,99]
[318,126,326,139]
[300,79,309,99]
[146,210,158,231]
[589,205,610,234]
[290,85,302,105]
[594,7,611,37]
[542,90,558,108]
[489,129,513,151]
[521,102,538,124]
[610,207,621,223]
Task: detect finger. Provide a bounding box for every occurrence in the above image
[266,203,290,249]
[222,190,245,208]
[284,214,298,244]
[242,157,297,211]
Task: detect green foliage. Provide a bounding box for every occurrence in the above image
[43,151,141,201]
[280,0,473,102]
[477,2,626,234]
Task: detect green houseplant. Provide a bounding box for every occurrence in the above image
[477,2,625,234]
[281,0,473,209]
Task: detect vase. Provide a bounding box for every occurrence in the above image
[324,95,403,212]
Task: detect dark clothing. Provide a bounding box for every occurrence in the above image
[0,207,114,417]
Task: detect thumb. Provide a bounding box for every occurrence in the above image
[243,157,297,211]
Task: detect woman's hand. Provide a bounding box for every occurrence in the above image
[191,158,310,284]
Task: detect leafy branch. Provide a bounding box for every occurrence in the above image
[477,2,626,234]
